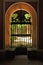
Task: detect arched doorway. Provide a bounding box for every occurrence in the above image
[5,2,37,49]
[10,10,32,48]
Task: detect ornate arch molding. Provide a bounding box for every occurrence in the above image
[5,2,37,48]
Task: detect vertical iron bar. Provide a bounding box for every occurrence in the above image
[11,25,12,48]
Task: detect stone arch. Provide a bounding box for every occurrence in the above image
[5,2,37,48]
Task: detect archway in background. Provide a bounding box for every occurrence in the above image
[5,2,37,48]
[10,10,32,47]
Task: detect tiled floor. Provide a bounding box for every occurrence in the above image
[0,55,43,65]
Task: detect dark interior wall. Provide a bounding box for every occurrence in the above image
[0,0,43,49]
[0,0,3,49]
[39,0,43,49]
[5,2,37,13]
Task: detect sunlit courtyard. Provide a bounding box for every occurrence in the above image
[11,37,32,47]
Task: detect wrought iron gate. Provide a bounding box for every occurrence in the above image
[10,10,32,48]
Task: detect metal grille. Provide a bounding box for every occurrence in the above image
[10,22,32,48]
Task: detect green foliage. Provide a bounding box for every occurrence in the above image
[10,13,18,22]
[24,13,31,19]
[10,12,32,23]
[11,13,18,19]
